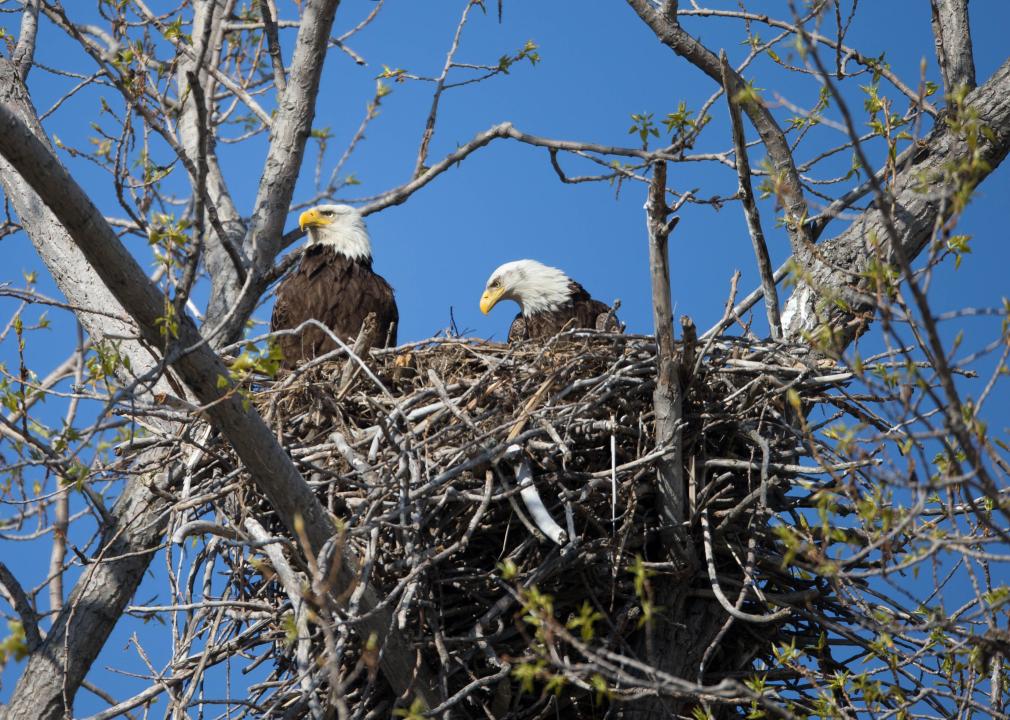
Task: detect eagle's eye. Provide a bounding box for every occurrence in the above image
[490,278,501,288]
[321,210,335,217]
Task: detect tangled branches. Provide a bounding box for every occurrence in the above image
[112,330,974,719]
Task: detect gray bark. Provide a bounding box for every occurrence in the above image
[1,461,175,720]
[11,0,39,81]
[0,0,444,710]
[781,57,1010,345]
[211,0,346,341]
[0,59,173,395]
[0,54,191,720]
[177,0,250,331]
[645,161,684,529]
[931,0,976,96]
[0,102,439,715]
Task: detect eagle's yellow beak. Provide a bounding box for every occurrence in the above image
[299,209,330,231]
[480,286,505,315]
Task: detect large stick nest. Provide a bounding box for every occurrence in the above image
[172,332,858,717]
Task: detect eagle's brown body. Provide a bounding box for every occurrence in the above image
[271,245,397,366]
[507,281,614,342]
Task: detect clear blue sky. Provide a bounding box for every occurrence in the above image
[2,0,1010,712]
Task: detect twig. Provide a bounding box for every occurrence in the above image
[720,51,782,340]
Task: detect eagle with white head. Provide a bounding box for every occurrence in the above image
[270,204,398,366]
[479,259,619,343]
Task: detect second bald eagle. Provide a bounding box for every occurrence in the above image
[480,259,619,342]
[271,204,398,366]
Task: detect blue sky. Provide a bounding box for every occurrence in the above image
[9,1,1010,344]
[2,0,1010,712]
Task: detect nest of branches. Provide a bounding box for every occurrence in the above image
[166,331,865,717]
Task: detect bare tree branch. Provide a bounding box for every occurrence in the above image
[781,57,1010,346]
[931,0,976,96]
[720,51,782,340]
[247,0,344,267]
[0,560,41,652]
[0,98,439,716]
[260,0,288,94]
[627,0,816,271]
[679,6,939,115]
[645,161,685,530]
[412,1,477,178]
[11,0,40,81]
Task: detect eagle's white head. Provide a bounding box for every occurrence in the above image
[480,259,573,317]
[298,204,371,261]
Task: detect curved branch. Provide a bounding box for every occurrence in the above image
[626,0,816,270]
[0,560,41,651]
[0,99,440,714]
[12,0,40,81]
[781,56,1010,346]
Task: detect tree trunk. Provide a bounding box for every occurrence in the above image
[0,54,186,720]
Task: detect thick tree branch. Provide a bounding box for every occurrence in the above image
[11,0,40,81]
[793,25,1010,574]
[645,161,685,530]
[248,0,343,266]
[0,560,41,652]
[931,0,976,96]
[781,57,1010,347]
[0,62,190,720]
[0,102,438,715]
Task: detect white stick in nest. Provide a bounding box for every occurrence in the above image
[610,414,617,527]
[505,444,568,546]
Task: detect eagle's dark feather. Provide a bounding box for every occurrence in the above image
[270,245,397,366]
[507,281,615,343]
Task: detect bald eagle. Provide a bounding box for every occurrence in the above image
[479,259,619,343]
[270,204,398,366]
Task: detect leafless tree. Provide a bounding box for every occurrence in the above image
[0,0,1007,718]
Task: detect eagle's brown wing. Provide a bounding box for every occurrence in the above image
[508,281,617,343]
[271,246,398,367]
[507,312,530,343]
